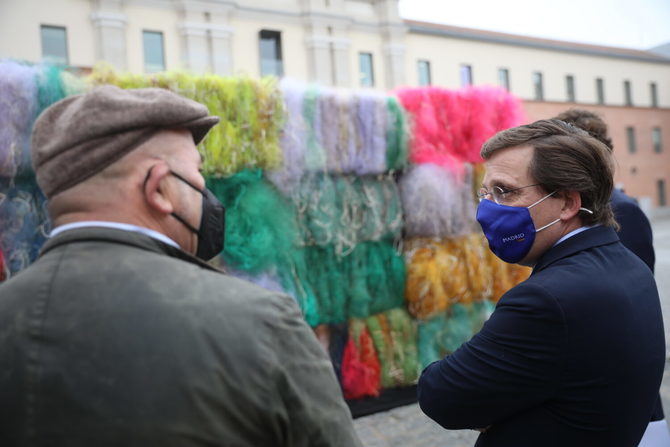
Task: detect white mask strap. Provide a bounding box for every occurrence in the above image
[528,190,556,209]
[536,218,560,233]
[535,207,593,233]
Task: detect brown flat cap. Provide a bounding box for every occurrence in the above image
[31,85,220,198]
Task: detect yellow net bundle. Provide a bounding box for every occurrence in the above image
[460,233,493,303]
[404,237,469,320]
[88,66,285,176]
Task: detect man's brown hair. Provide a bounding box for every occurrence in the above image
[481,119,616,227]
[554,109,613,151]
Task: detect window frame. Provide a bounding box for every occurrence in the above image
[359,52,374,87]
[40,24,69,65]
[259,29,284,77]
[142,30,166,73]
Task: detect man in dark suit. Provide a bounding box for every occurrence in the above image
[555,109,655,272]
[556,109,666,447]
[418,119,665,446]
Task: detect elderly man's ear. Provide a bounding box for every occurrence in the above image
[559,190,583,221]
[143,163,175,215]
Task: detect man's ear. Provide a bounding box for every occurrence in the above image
[143,163,174,215]
[560,190,582,221]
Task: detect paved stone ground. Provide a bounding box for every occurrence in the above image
[355,216,670,447]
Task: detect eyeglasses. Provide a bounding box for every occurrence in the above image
[477,184,541,204]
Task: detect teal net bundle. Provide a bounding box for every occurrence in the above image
[417,301,497,369]
[291,173,403,255]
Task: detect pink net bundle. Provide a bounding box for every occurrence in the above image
[395,86,525,174]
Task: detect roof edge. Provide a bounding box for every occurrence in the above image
[405,20,670,65]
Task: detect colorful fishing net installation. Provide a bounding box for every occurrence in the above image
[89,66,285,176]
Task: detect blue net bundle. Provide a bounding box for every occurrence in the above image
[0,61,83,282]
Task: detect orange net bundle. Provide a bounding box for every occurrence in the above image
[487,249,533,301]
[404,237,468,319]
[510,263,532,286]
[460,233,493,302]
[341,319,381,399]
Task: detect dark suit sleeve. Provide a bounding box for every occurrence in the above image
[417,282,566,429]
[614,200,655,273]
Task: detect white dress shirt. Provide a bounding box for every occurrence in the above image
[50,221,180,249]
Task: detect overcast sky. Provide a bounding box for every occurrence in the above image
[398,0,670,50]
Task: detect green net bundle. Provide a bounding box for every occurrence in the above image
[89,66,285,176]
[206,170,300,273]
[283,241,405,326]
[291,173,403,255]
[365,307,419,388]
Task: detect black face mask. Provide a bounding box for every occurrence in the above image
[169,171,225,261]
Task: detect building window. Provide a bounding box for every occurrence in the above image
[626,126,636,153]
[566,75,576,102]
[533,71,544,101]
[359,52,374,87]
[259,30,283,77]
[417,60,431,86]
[460,64,473,87]
[40,25,68,65]
[142,31,165,73]
[650,82,659,108]
[498,68,510,91]
[596,78,605,105]
[658,179,667,207]
[653,127,662,153]
[624,80,633,106]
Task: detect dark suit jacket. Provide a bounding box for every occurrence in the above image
[611,188,655,273]
[611,189,664,422]
[418,226,665,447]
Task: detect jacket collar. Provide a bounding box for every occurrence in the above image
[532,225,620,274]
[39,227,223,273]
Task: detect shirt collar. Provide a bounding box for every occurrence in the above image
[553,225,597,248]
[50,221,180,249]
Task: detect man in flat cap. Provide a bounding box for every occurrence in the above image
[0,85,362,447]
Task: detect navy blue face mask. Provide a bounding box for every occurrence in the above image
[476,191,559,264]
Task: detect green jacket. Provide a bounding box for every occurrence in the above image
[0,227,362,447]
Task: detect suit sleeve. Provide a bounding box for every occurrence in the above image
[614,200,655,273]
[263,293,363,447]
[417,282,567,429]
